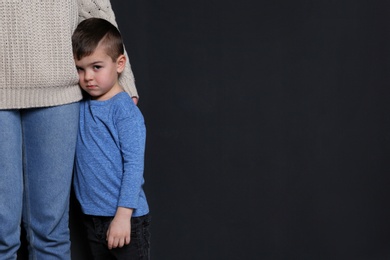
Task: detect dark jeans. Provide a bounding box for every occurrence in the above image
[83,213,151,260]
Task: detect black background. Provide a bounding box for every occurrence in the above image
[20,0,390,259]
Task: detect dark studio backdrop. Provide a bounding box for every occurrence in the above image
[17,0,390,259]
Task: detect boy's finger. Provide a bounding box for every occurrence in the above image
[125,236,131,245]
[107,236,115,249]
[117,238,122,248]
[107,240,113,250]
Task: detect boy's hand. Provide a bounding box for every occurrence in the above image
[106,207,133,249]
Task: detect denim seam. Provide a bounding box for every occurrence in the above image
[21,117,37,260]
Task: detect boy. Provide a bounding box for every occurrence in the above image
[72,18,150,260]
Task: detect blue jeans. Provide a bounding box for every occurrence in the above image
[83,214,151,260]
[0,102,79,260]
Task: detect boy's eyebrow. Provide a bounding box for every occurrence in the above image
[76,60,104,68]
[87,60,104,65]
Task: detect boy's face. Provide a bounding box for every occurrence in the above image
[75,44,126,101]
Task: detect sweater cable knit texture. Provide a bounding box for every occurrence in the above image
[0,0,137,109]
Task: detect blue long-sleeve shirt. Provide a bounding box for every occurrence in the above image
[74,92,149,217]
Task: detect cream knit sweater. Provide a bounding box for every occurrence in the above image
[0,0,138,109]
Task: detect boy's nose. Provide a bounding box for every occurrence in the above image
[84,70,93,81]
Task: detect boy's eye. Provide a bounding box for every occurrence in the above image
[76,67,83,71]
[93,65,102,70]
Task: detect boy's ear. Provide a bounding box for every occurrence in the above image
[116,54,126,73]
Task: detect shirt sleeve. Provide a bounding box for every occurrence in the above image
[77,0,139,98]
[115,102,146,209]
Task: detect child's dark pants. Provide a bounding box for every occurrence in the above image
[83,214,151,260]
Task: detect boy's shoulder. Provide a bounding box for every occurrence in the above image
[111,92,135,109]
[111,92,143,119]
[115,91,132,101]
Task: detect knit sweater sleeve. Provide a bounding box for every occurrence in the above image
[77,0,139,98]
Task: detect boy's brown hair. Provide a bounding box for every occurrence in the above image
[72,18,124,61]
